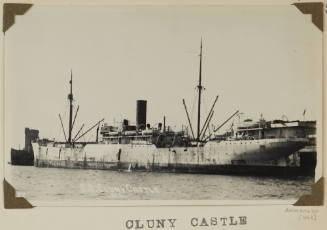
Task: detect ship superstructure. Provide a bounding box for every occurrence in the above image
[99,100,188,148]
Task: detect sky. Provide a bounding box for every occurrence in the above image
[4,5,322,149]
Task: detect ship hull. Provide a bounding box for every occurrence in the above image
[32,138,308,175]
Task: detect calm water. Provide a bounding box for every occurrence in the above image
[6,165,314,201]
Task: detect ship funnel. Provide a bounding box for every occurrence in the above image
[136,100,147,130]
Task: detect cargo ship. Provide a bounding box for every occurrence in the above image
[31,42,314,176]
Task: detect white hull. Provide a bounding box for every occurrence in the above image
[32,138,308,170]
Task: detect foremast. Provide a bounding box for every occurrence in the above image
[68,70,73,143]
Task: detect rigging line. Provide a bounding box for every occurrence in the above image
[74,119,105,142]
[58,114,67,142]
[201,110,215,141]
[71,105,80,133]
[204,110,239,141]
[190,91,197,124]
[207,124,213,137]
[213,110,239,133]
[199,109,213,137]
[55,120,62,141]
[73,124,84,142]
[77,127,84,142]
[199,95,219,137]
[200,92,208,130]
[58,101,69,141]
[182,99,195,140]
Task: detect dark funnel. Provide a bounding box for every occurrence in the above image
[136,100,147,130]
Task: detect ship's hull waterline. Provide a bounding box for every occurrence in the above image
[32,138,308,175]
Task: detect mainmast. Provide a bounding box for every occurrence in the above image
[196,38,203,142]
[68,70,73,143]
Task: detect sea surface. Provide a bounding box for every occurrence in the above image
[6,165,314,201]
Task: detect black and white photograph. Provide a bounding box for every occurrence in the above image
[3,3,323,205]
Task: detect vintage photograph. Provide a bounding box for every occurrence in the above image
[3,4,322,204]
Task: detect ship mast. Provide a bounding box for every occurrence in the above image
[196,38,203,142]
[68,70,73,144]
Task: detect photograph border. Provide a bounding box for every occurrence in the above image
[1,1,325,208]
